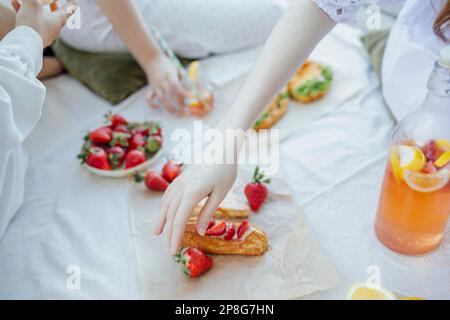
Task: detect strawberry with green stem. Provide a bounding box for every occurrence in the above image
[134,170,169,191]
[104,111,128,127]
[244,166,271,211]
[173,247,213,278]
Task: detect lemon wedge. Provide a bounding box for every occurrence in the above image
[347,283,396,300]
[436,139,450,151]
[404,169,450,193]
[390,146,403,184]
[398,145,426,172]
[435,151,450,168]
[188,61,200,82]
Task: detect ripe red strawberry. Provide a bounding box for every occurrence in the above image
[145,171,169,191]
[423,140,443,162]
[162,160,182,183]
[146,135,163,154]
[244,166,270,211]
[105,112,128,127]
[89,126,112,144]
[423,161,438,174]
[124,149,146,169]
[114,124,131,134]
[86,147,111,170]
[174,247,213,278]
[237,220,249,239]
[135,171,169,191]
[206,221,216,231]
[129,133,146,151]
[224,223,236,241]
[205,220,226,236]
[108,146,126,169]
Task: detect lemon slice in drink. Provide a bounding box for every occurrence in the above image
[398,145,426,172]
[404,169,450,193]
[435,151,450,168]
[188,61,200,82]
[347,283,396,300]
[390,146,403,184]
[436,139,450,151]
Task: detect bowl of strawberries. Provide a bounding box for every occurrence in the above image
[77,112,164,178]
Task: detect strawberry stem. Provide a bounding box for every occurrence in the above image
[251,166,270,184]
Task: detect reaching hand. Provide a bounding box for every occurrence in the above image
[146,53,189,115]
[155,163,238,255]
[13,0,76,47]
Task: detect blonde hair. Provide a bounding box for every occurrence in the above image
[434,0,450,42]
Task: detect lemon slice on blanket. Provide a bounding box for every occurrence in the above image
[347,283,396,300]
[435,151,450,168]
[404,169,450,193]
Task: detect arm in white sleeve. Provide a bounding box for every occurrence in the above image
[217,0,336,133]
[0,26,45,151]
[313,0,402,25]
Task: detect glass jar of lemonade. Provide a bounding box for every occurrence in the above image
[375,46,450,255]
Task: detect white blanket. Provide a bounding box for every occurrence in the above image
[1,24,448,299]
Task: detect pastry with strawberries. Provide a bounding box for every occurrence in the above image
[78,113,163,173]
[181,217,268,256]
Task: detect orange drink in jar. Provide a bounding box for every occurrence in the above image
[375,139,450,255]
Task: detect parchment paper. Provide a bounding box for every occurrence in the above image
[127,163,340,299]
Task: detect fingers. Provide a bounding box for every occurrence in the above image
[54,0,76,27]
[196,191,224,236]
[171,80,189,113]
[169,195,202,255]
[154,184,173,235]
[164,195,181,248]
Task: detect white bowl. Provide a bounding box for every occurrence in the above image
[84,147,164,178]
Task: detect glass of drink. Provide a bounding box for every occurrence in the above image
[375,46,450,255]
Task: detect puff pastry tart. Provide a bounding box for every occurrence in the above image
[181,218,269,256]
[288,60,333,103]
[253,86,290,130]
[192,192,249,219]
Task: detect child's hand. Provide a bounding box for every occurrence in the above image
[146,53,189,115]
[14,0,76,47]
[155,163,238,255]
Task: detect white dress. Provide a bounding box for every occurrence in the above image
[60,0,285,58]
[0,26,45,240]
[313,0,448,121]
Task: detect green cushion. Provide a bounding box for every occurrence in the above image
[360,30,390,82]
[52,39,192,105]
[52,39,147,105]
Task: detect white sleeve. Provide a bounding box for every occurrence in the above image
[312,0,399,25]
[0,26,45,151]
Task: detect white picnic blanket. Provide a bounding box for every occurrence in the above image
[1,24,448,299]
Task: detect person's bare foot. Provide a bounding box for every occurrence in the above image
[38,56,64,79]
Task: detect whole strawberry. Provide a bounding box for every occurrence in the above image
[162,160,182,183]
[124,149,146,169]
[81,147,111,170]
[105,111,128,127]
[174,247,213,278]
[89,126,112,144]
[244,166,270,211]
[135,171,169,191]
